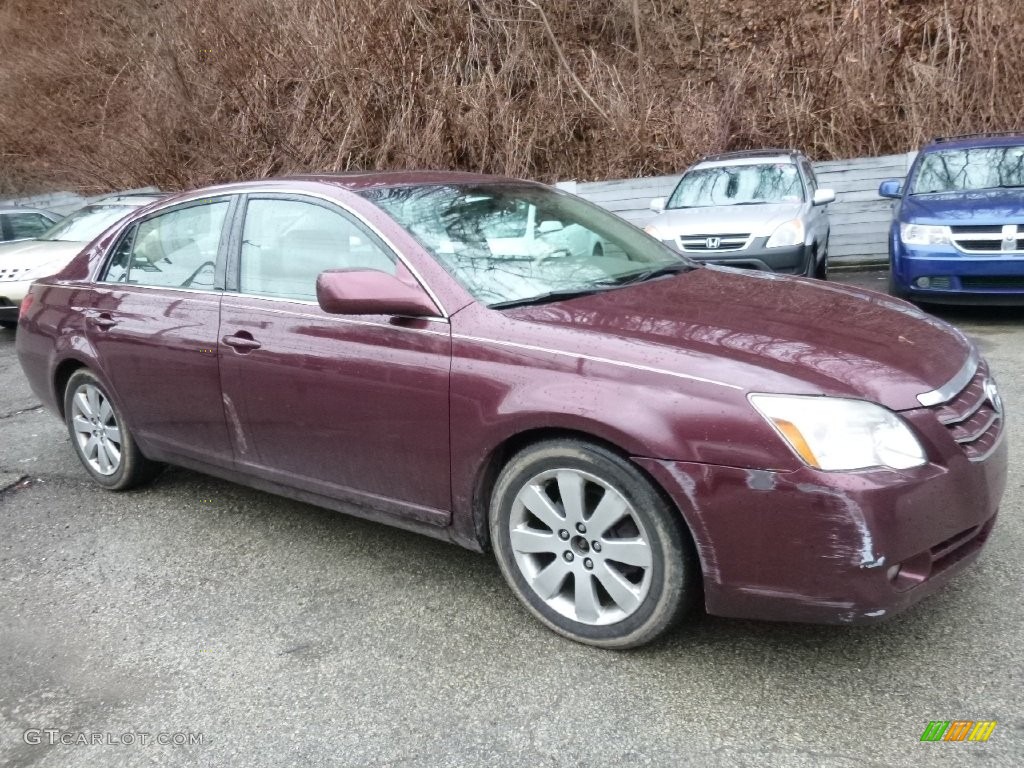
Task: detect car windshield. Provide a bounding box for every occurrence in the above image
[39,204,138,242]
[910,146,1024,194]
[361,183,692,308]
[667,163,804,208]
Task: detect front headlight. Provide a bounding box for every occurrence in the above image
[766,219,805,248]
[899,223,950,246]
[749,394,927,471]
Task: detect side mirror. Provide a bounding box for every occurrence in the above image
[649,197,666,213]
[878,179,903,199]
[812,188,836,206]
[537,220,564,234]
[316,269,438,317]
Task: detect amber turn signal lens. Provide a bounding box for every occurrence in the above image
[772,418,820,468]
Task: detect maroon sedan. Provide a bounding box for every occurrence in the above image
[15,173,1007,648]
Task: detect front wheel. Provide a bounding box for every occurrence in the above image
[63,369,162,490]
[0,320,16,330]
[490,439,697,648]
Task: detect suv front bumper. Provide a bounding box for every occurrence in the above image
[663,238,809,274]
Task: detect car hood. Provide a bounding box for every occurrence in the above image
[901,188,1024,225]
[649,203,803,238]
[0,239,85,278]
[503,266,972,411]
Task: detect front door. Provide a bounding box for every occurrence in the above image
[218,194,452,524]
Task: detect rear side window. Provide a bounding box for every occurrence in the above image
[5,213,53,240]
[239,198,396,301]
[102,202,228,289]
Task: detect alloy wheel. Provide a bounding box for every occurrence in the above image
[508,468,653,625]
[70,383,123,476]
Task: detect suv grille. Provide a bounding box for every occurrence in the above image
[949,224,1024,253]
[929,362,1002,461]
[678,234,750,252]
[960,276,1024,290]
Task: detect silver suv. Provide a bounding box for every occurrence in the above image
[644,149,835,278]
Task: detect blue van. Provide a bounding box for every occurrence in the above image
[881,133,1024,303]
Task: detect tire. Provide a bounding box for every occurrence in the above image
[0,321,16,330]
[63,369,162,490]
[814,242,829,280]
[490,439,697,648]
[888,270,910,300]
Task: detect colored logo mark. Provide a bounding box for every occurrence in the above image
[920,720,997,742]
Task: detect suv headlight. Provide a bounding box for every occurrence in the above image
[899,223,950,246]
[766,219,804,248]
[643,223,669,239]
[749,394,927,471]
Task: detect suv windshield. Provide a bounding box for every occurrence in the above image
[362,183,692,308]
[667,163,804,208]
[910,146,1024,194]
[40,204,139,243]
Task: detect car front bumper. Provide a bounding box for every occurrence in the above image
[0,279,32,317]
[892,239,1024,303]
[633,408,1007,625]
[663,237,809,274]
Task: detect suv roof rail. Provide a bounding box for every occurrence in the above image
[932,131,1024,144]
[700,148,800,162]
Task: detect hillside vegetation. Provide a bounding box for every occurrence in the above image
[0,0,1021,195]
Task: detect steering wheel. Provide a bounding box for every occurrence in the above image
[182,260,216,289]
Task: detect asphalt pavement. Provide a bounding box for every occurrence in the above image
[0,268,1021,767]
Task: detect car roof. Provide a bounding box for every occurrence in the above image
[0,206,59,216]
[691,155,797,170]
[283,170,526,190]
[924,132,1024,152]
[92,193,165,205]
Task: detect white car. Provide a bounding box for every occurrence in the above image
[0,193,162,328]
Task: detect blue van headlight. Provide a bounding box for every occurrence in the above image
[900,223,950,246]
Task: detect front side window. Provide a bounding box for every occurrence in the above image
[239,198,396,301]
[102,202,228,289]
[6,213,54,240]
[362,183,691,307]
[910,146,1024,194]
[667,163,804,208]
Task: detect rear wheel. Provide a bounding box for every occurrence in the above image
[63,369,162,490]
[490,439,697,648]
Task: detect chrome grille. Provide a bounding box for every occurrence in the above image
[930,362,1003,461]
[949,224,1024,254]
[677,233,750,253]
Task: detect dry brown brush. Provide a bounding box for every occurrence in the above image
[0,0,1021,195]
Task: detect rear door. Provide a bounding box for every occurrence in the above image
[87,196,236,467]
[218,194,452,524]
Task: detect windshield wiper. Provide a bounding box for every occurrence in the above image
[597,263,694,288]
[488,286,614,309]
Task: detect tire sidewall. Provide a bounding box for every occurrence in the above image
[490,441,691,648]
